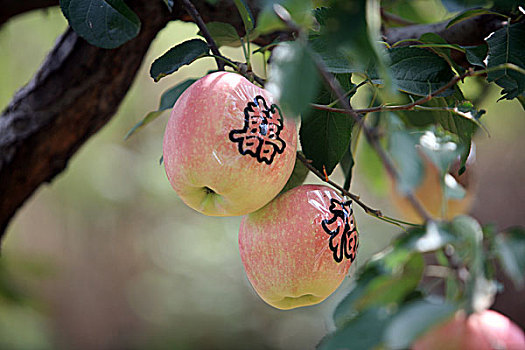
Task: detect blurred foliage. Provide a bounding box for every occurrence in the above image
[1,1,525,349]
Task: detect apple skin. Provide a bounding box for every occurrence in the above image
[412,310,525,350]
[163,71,297,216]
[390,158,475,223]
[238,184,358,310]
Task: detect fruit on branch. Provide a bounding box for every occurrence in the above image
[390,155,476,223]
[238,184,358,310]
[163,71,297,216]
[412,310,525,350]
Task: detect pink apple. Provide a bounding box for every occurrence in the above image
[412,310,525,350]
[163,71,297,216]
[238,184,359,310]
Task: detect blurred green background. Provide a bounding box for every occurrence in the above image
[1,4,524,350]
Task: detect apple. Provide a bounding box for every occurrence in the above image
[390,156,475,223]
[412,310,525,350]
[238,184,358,310]
[163,71,297,216]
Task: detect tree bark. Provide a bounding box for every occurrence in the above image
[0,3,506,240]
[0,0,58,26]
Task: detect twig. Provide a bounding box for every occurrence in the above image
[274,6,433,222]
[311,69,473,115]
[296,152,382,217]
[180,0,225,70]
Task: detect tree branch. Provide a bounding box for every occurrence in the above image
[383,14,506,46]
[180,0,225,70]
[0,0,58,26]
[0,0,260,239]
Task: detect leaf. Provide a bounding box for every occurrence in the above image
[356,253,424,310]
[386,47,456,96]
[280,155,309,193]
[464,44,488,68]
[299,74,354,175]
[233,0,255,33]
[340,147,354,191]
[332,264,382,327]
[437,100,480,171]
[158,79,197,110]
[418,128,463,174]
[319,308,391,350]
[317,0,388,77]
[60,0,141,49]
[150,39,209,82]
[125,79,196,139]
[198,22,241,47]
[487,22,525,100]
[383,299,457,349]
[446,8,505,28]
[309,36,355,73]
[124,111,163,140]
[256,0,314,35]
[495,227,525,289]
[388,125,424,194]
[266,41,319,118]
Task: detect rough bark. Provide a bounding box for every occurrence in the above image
[0,4,506,239]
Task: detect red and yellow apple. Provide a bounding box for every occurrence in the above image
[412,310,525,350]
[163,71,297,216]
[238,184,358,310]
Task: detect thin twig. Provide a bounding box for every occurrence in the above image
[274,6,434,222]
[296,152,382,217]
[180,0,225,70]
[311,69,473,115]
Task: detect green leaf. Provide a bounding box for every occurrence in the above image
[333,264,382,327]
[280,154,309,193]
[256,0,314,34]
[319,308,391,350]
[309,36,355,73]
[60,0,141,49]
[437,100,480,171]
[150,39,209,82]
[463,44,488,68]
[518,93,525,111]
[158,79,197,110]
[386,47,456,96]
[300,74,353,175]
[495,227,525,289]
[125,79,196,139]
[124,111,163,140]
[446,8,505,28]
[487,22,525,100]
[198,22,241,47]
[388,125,424,194]
[383,299,457,349]
[266,41,319,118]
[233,0,255,33]
[417,32,465,74]
[356,253,424,310]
